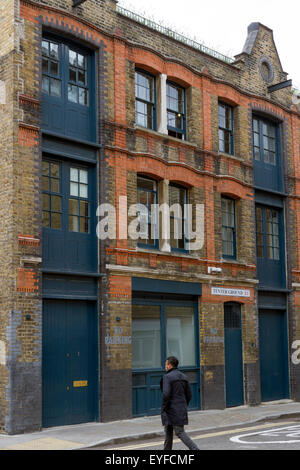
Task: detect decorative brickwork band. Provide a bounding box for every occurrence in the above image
[18,235,40,247]
[17,268,39,293]
[18,123,40,148]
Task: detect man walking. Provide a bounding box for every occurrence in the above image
[161,356,199,450]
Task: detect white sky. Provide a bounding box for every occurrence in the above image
[118,0,300,89]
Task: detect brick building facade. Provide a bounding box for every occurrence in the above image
[1,0,300,434]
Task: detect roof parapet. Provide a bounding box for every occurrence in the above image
[116,5,234,65]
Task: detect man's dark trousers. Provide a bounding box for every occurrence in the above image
[164,425,199,450]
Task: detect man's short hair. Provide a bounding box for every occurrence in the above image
[166,356,179,368]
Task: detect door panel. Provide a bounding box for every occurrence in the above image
[42,300,98,427]
[259,309,289,401]
[42,158,97,273]
[224,303,244,407]
[256,205,285,289]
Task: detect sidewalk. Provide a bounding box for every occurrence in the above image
[0,400,299,450]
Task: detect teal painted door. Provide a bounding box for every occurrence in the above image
[42,300,98,427]
[42,35,96,142]
[224,303,244,407]
[256,205,285,289]
[259,309,289,402]
[42,158,97,273]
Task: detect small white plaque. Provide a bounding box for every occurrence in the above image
[211,287,250,298]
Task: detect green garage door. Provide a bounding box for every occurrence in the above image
[224,303,244,407]
[259,309,289,402]
[42,300,98,427]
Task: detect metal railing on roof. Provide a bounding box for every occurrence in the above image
[116,5,234,65]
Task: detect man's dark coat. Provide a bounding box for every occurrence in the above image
[160,368,192,426]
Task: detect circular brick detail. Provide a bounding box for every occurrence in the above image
[259,56,274,83]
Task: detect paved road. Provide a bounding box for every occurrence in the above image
[84,418,300,451]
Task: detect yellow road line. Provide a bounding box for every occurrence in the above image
[112,421,295,450]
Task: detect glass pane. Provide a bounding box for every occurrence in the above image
[70,168,79,182]
[70,182,79,197]
[79,169,88,183]
[42,161,50,176]
[135,73,152,102]
[42,58,48,74]
[254,147,260,161]
[167,84,181,112]
[50,163,59,178]
[51,178,59,193]
[262,122,268,136]
[136,110,146,127]
[77,54,85,69]
[68,84,78,103]
[146,103,153,128]
[254,132,260,147]
[273,247,280,260]
[263,136,269,150]
[69,198,79,215]
[80,217,89,233]
[50,60,59,76]
[219,129,225,152]
[268,124,275,138]
[69,67,77,82]
[136,100,146,114]
[219,113,225,129]
[269,152,276,165]
[80,200,89,217]
[132,305,161,369]
[42,176,49,191]
[51,212,61,230]
[218,104,226,118]
[167,111,177,128]
[166,306,196,366]
[42,76,49,94]
[222,228,234,256]
[69,215,79,232]
[78,87,88,106]
[225,107,232,129]
[269,138,275,152]
[50,78,61,97]
[42,193,50,211]
[224,304,241,329]
[42,40,49,57]
[223,130,231,153]
[69,49,77,66]
[222,198,234,227]
[51,195,61,212]
[256,207,262,229]
[167,97,178,113]
[257,244,263,258]
[42,211,50,228]
[80,183,88,198]
[78,69,86,85]
[50,42,59,59]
